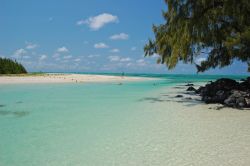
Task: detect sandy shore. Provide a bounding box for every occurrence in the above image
[137,84,250,165]
[1,78,250,165]
[0,73,152,84]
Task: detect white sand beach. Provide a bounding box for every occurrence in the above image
[0,74,152,84]
[133,83,250,165]
[1,78,250,165]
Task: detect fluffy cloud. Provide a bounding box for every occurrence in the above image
[136,59,145,63]
[14,48,26,56]
[74,58,81,62]
[195,57,206,64]
[88,54,100,58]
[120,57,131,62]
[110,48,120,53]
[110,33,129,40]
[52,53,60,58]
[57,46,69,53]
[39,54,47,61]
[136,59,146,66]
[63,55,72,59]
[77,13,118,30]
[76,20,85,26]
[12,48,27,59]
[23,55,30,59]
[94,43,109,49]
[153,53,159,57]
[108,55,120,62]
[25,42,38,50]
[108,56,131,62]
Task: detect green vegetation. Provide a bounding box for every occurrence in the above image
[0,57,27,74]
[144,0,250,72]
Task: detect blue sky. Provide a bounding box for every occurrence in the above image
[0,0,248,75]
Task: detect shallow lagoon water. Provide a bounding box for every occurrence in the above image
[0,75,250,166]
[0,81,163,166]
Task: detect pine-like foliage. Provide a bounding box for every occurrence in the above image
[0,58,27,74]
[144,0,250,72]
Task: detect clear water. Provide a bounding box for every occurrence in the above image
[0,74,249,166]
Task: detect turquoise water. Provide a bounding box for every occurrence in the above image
[0,74,249,165]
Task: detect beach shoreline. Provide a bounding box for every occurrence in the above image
[1,75,250,165]
[0,73,154,84]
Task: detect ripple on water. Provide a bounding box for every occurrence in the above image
[16,101,23,104]
[0,110,30,118]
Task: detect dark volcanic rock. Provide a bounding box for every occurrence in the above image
[245,98,250,107]
[195,77,250,108]
[223,90,249,108]
[175,95,183,98]
[239,77,250,91]
[186,86,196,91]
[185,83,194,86]
[195,86,205,94]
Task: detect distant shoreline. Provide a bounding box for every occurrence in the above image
[0,73,154,84]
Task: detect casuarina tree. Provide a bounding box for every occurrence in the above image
[144,0,250,72]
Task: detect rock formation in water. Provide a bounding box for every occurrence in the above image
[187,78,250,108]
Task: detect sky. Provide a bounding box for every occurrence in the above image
[0,0,249,75]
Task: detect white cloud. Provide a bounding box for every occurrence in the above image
[110,33,129,40]
[94,43,109,49]
[126,62,133,67]
[108,56,131,62]
[120,57,131,62]
[14,48,26,56]
[195,57,206,64]
[110,48,120,53]
[25,42,38,50]
[52,53,60,58]
[76,20,85,26]
[151,53,159,58]
[108,55,120,62]
[63,55,72,59]
[88,54,100,58]
[61,60,69,63]
[136,59,146,66]
[12,48,26,58]
[55,57,61,61]
[39,54,47,61]
[131,47,136,51]
[74,58,81,62]
[136,59,145,63]
[57,46,69,53]
[23,55,30,59]
[77,13,118,30]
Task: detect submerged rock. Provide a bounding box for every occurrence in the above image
[175,95,183,98]
[186,86,196,91]
[185,83,194,86]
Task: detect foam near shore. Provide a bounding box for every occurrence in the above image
[0,73,152,84]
